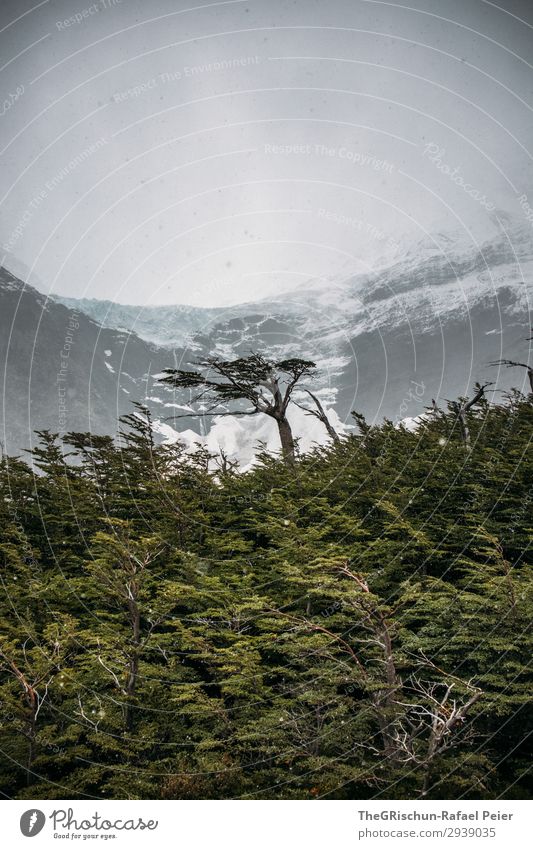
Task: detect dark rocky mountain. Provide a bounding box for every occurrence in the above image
[0,267,173,456]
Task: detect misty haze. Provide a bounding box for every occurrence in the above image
[0,0,531,810]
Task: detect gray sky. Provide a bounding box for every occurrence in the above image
[1,0,532,305]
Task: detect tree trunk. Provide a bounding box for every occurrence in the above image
[125,600,140,730]
[456,410,470,445]
[276,416,295,463]
[125,653,139,731]
[26,711,36,786]
[372,612,401,763]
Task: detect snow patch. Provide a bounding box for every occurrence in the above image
[397,413,433,431]
[152,405,350,472]
[163,402,194,412]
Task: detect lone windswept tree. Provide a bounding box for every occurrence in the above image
[161,353,317,463]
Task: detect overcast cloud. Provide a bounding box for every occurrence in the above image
[1,0,532,305]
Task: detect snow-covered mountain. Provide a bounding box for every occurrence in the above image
[2,218,532,463]
[56,216,533,415]
[48,296,226,348]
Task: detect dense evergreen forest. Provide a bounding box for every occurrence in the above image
[0,386,531,800]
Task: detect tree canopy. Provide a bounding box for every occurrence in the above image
[161,354,319,461]
[0,387,531,800]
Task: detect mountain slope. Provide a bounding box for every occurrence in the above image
[0,268,173,456]
[3,219,532,459]
[49,295,225,348]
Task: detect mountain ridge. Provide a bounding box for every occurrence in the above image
[2,218,532,460]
